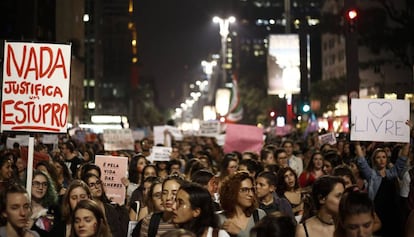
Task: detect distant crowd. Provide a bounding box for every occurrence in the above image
[0,127,413,237]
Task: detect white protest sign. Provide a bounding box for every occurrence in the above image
[6,135,29,149]
[350,98,410,143]
[41,134,58,144]
[318,132,336,146]
[1,42,71,133]
[103,128,134,151]
[95,155,128,205]
[165,125,183,141]
[199,120,220,137]
[148,146,172,163]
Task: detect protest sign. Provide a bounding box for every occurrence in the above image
[103,128,134,151]
[199,120,220,137]
[223,124,263,153]
[350,98,410,143]
[95,155,128,205]
[1,42,71,133]
[318,132,337,146]
[147,146,172,163]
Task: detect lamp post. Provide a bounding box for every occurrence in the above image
[213,16,235,86]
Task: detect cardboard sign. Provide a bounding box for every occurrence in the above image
[148,146,172,163]
[223,124,264,153]
[103,129,134,151]
[199,120,220,137]
[1,42,71,133]
[95,155,128,205]
[318,132,337,146]
[350,98,410,143]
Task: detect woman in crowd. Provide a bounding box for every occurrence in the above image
[172,183,229,237]
[255,171,294,219]
[0,152,14,190]
[355,141,408,237]
[322,151,343,175]
[334,190,375,237]
[36,161,60,192]
[298,151,325,188]
[277,167,305,219]
[129,164,158,208]
[70,199,111,237]
[218,171,266,237]
[130,176,161,221]
[53,158,73,195]
[122,153,149,201]
[62,179,93,237]
[136,177,164,221]
[218,153,239,182]
[295,176,345,237]
[83,173,128,237]
[137,174,187,236]
[30,170,64,236]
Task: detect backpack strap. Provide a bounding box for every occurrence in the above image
[148,211,163,237]
[253,209,259,223]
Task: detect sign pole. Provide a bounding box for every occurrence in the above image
[26,136,34,200]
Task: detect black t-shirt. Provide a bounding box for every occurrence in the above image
[65,156,83,178]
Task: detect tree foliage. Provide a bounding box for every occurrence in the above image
[310,77,347,115]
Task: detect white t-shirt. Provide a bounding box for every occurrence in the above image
[400,169,411,198]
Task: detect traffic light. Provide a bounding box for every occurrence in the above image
[345,8,358,32]
[302,103,310,113]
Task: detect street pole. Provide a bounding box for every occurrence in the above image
[345,0,360,132]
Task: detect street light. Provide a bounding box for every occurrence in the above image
[201,60,217,79]
[212,16,235,86]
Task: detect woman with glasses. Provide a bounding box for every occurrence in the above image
[218,171,266,237]
[29,170,64,237]
[82,173,128,237]
[172,183,229,237]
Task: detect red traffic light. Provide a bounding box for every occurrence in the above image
[347,9,358,20]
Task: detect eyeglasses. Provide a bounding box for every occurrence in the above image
[88,180,102,188]
[239,187,255,194]
[32,181,48,188]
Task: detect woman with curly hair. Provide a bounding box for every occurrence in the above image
[70,199,112,237]
[29,170,64,237]
[52,158,73,196]
[218,171,266,237]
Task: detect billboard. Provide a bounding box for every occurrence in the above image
[267,34,300,95]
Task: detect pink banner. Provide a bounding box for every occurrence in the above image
[223,124,264,153]
[95,155,128,205]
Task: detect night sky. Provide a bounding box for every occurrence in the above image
[135,0,231,110]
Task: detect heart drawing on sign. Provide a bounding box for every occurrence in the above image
[368,102,392,119]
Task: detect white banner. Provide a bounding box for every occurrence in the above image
[1,42,71,133]
[350,98,410,143]
[103,128,134,151]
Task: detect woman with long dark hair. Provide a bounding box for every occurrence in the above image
[172,183,229,237]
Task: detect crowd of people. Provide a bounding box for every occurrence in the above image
[0,127,413,237]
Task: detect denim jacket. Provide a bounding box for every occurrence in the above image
[357,155,407,200]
